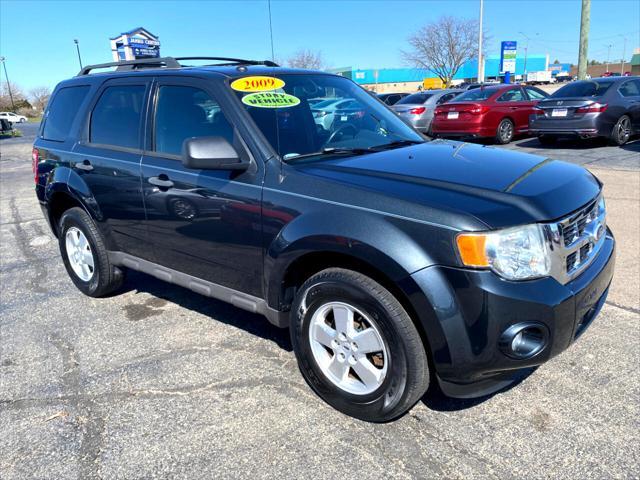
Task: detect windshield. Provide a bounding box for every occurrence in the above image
[396,93,434,105]
[453,88,499,102]
[551,81,613,98]
[230,73,423,162]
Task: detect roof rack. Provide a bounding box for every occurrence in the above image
[77,56,279,76]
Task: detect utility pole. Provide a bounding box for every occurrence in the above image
[0,56,15,111]
[620,36,627,74]
[605,44,612,72]
[577,0,590,80]
[477,0,484,82]
[74,39,83,69]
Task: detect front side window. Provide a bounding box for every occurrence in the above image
[230,73,422,161]
[619,80,640,97]
[43,85,90,142]
[90,85,145,148]
[154,86,234,156]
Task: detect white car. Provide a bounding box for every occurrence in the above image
[0,112,27,124]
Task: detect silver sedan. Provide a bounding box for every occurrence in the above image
[391,89,463,134]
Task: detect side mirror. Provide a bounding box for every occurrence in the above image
[182,136,249,171]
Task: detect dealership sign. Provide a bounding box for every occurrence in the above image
[500,41,517,74]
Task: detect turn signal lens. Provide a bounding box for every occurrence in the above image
[456,234,489,267]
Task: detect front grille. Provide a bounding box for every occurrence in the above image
[561,198,599,247]
[553,195,605,281]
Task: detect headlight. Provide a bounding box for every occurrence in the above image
[456,224,550,280]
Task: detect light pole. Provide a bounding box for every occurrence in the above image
[519,32,539,79]
[605,44,612,72]
[74,39,83,69]
[0,56,15,111]
[620,36,627,75]
[477,0,484,82]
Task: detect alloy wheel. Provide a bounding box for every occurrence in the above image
[308,301,388,395]
[65,227,95,281]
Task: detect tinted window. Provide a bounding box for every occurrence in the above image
[90,85,145,148]
[525,87,548,100]
[552,80,613,98]
[42,86,90,142]
[397,93,433,105]
[619,80,640,97]
[155,86,234,156]
[454,88,498,101]
[497,89,525,102]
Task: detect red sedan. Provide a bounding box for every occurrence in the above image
[431,85,549,144]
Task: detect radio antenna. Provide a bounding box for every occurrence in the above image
[267,0,275,62]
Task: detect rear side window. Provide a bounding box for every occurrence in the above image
[497,89,525,102]
[42,86,90,142]
[454,88,497,102]
[90,85,146,149]
[552,81,613,98]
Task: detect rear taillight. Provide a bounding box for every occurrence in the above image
[576,103,608,113]
[409,107,426,115]
[32,148,39,184]
[469,105,489,114]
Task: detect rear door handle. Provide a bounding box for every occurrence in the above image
[148,175,174,189]
[509,106,519,110]
[74,160,93,171]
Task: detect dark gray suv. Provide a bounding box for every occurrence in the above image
[530,77,640,145]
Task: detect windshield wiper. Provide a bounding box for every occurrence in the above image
[367,140,424,151]
[284,147,371,163]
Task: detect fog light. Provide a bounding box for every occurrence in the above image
[499,323,549,359]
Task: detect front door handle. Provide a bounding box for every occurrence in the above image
[148,175,174,189]
[74,160,93,171]
[509,106,519,110]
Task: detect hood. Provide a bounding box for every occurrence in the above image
[298,140,601,229]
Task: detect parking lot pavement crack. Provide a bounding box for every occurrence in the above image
[8,197,49,293]
[605,301,640,315]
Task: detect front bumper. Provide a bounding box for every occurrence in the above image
[409,230,615,398]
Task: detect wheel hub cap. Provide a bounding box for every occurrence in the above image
[308,301,388,395]
[65,227,95,282]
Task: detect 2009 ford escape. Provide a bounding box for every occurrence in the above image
[33,57,615,422]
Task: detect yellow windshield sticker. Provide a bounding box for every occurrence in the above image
[231,76,285,92]
[241,92,300,108]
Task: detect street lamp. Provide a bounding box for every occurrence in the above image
[0,56,15,111]
[620,36,628,75]
[74,39,83,69]
[519,31,539,79]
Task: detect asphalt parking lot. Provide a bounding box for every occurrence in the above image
[1,123,639,479]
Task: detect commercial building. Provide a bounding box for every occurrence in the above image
[331,54,549,93]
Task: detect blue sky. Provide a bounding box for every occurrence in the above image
[1,0,639,91]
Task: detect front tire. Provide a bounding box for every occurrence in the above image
[59,207,125,297]
[495,118,515,144]
[290,268,430,422]
[610,115,631,146]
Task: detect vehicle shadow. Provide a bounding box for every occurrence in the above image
[512,137,610,150]
[118,270,293,351]
[620,138,640,152]
[421,367,537,412]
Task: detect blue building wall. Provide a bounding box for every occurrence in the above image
[351,55,548,84]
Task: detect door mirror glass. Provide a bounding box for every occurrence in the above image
[182,136,248,170]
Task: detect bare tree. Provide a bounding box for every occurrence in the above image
[403,16,482,87]
[0,81,25,110]
[287,49,325,70]
[29,86,51,112]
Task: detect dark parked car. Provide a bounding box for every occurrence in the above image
[530,77,640,145]
[34,57,615,422]
[431,85,549,143]
[377,92,409,106]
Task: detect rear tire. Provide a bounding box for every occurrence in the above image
[495,118,514,144]
[59,207,125,297]
[290,268,430,422]
[610,115,631,146]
